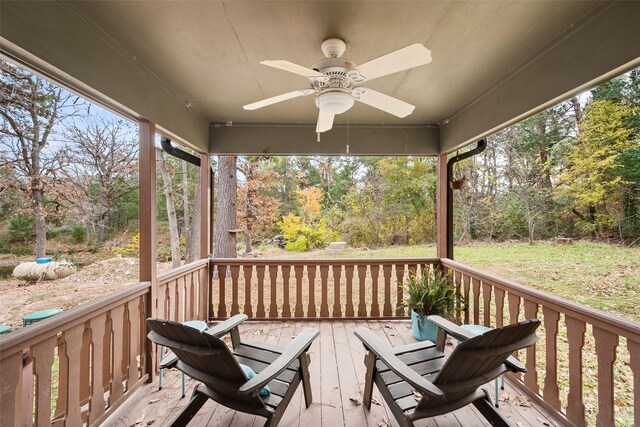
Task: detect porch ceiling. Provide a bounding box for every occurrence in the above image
[1,1,640,155]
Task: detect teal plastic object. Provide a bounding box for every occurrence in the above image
[36,257,53,264]
[0,325,11,334]
[182,320,208,331]
[411,310,438,342]
[239,364,271,396]
[461,324,492,335]
[23,308,63,325]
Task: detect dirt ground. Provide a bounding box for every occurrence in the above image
[0,257,171,331]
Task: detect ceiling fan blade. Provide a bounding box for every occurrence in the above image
[260,60,323,78]
[357,44,432,82]
[356,88,415,118]
[316,110,335,133]
[243,89,313,110]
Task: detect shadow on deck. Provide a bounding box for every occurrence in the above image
[104,320,559,427]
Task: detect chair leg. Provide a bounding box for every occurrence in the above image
[472,388,513,427]
[182,373,186,398]
[362,351,377,410]
[168,386,208,427]
[158,345,165,390]
[299,352,313,408]
[494,377,499,408]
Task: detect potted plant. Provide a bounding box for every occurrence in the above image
[403,268,457,342]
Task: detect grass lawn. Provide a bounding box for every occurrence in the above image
[258,240,640,322]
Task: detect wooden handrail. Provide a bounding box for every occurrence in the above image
[211,257,440,266]
[441,258,640,341]
[157,258,208,283]
[0,281,150,359]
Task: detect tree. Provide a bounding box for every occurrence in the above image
[61,117,137,244]
[0,61,83,257]
[157,148,182,267]
[214,156,237,258]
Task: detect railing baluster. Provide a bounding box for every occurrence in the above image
[395,263,405,316]
[371,265,380,317]
[472,277,481,325]
[593,326,619,426]
[524,300,539,393]
[542,307,561,411]
[256,265,266,317]
[320,265,329,317]
[127,299,140,388]
[110,306,125,405]
[508,292,521,364]
[269,265,279,318]
[0,351,22,425]
[168,280,177,321]
[382,264,393,317]
[345,265,355,317]
[102,315,112,402]
[482,282,492,327]
[357,265,367,317]
[80,327,92,409]
[230,265,240,316]
[332,264,342,317]
[566,315,587,426]
[177,276,184,322]
[89,314,107,424]
[307,265,317,317]
[454,270,462,323]
[184,274,192,320]
[243,265,253,317]
[32,337,56,426]
[64,324,85,424]
[217,265,228,318]
[629,338,640,427]
[294,265,304,317]
[494,287,505,328]
[21,353,34,426]
[282,265,292,318]
[463,274,470,324]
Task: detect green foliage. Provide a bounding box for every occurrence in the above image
[403,268,457,318]
[70,225,86,244]
[285,236,308,252]
[278,213,336,251]
[111,233,139,257]
[8,213,35,242]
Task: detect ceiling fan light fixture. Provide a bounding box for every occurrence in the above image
[315,89,354,115]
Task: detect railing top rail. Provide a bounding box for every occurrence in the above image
[209,257,440,266]
[157,258,208,284]
[0,281,150,359]
[442,258,640,341]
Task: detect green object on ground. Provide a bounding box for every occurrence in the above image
[23,308,63,326]
[0,325,11,334]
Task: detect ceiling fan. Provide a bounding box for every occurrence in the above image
[243,38,432,133]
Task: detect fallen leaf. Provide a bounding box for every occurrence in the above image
[499,392,510,403]
[371,396,381,406]
[149,398,160,404]
[514,395,531,407]
[377,417,390,427]
[536,417,550,426]
[349,396,361,406]
[384,325,393,329]
[412,388,422,402]
[515,422,525,427]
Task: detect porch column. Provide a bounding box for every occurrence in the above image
[139,120,157,378]
[199,152,211,319]
[436,153,448,259]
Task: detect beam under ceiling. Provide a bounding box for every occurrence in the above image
[440,1,640,153]
[209,123,439,156]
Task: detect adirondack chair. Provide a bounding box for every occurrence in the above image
[355,316,540,427]
[147,315,319,427]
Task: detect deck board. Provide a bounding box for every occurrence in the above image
[103,320,560,427]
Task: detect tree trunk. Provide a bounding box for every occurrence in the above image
[158,149,182,268]
[214,156,237,258]
[181,161,190,254]
[187,173,201,263]
[32,185,46,258]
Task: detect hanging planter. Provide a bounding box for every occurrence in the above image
[449,176,465,190]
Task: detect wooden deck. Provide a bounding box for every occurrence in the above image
[104,320,559,427]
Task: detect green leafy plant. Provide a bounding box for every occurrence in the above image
[403,268,457,318]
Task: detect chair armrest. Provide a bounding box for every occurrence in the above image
[205,314,248,338]
[354,327,444,398]
[238,328,319,395]
[428,316,476,342]
[429,316,526,373]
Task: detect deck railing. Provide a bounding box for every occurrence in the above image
[441,258,640,427]
[0,281,150,426]
[209,258,440,320]
[157,259,209,323]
